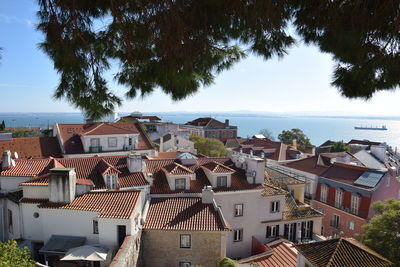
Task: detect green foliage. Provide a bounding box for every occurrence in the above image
[358,198,400,267]
[12,130,27,138]
[329,140,350,152]
[190,135,227,157]
[259,129,275,141]
[278,128,312,150]
[0,240,35,267]
[0,120,5,131]
[35,1,400,120]
[218,257,240,267]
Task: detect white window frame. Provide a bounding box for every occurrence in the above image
[271,200,280,213]
[108,137,118,148]
[175,178,186,190]
[335,188,343,208]
[304,221,312,239]
[106,174,118,189]
[217,176,227,187]
[180,234,191,248]
[347,220,355,231]
[233,229,243,242]
[320,184,328,203]
[266,225,279,238]
[351,194,360,215]
[234,204,243,217]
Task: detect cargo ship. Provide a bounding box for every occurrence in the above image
[354,125,387,130]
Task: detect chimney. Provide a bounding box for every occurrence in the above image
[225,119,229,127]
[370,145,388,162]
[159,136,164,152]
[292,139,297,148]
[250,149,253,156]
[49,168,76,203]
[127,152,146,173]
[260,152,265,158]
[388,166,397,178]
[202,186,214,204]
[2,150,13,170]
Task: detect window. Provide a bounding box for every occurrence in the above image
[106,175,118,189]
[217,176,227,187]
[128,138,132,146]
[93,220,99,234]
[234,204,243,217]
[331,214,340,229]
[233,229,243,242]
[180,234,191,248]
[175,178,186,190]
[320,184,328,203]
[302,221,313,239]
[335,188,343,208]
[266,225,280,238]
[351,194,360,215]
[179,262,192,267]
[271,200,280,213]
[90,138,100,147]
[347,220,355,231]
[8,209,12,233]
[108,137,117,147]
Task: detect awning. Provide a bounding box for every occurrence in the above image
[61,245,109,262]
[39,235,86,256]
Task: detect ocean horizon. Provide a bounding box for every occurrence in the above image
[1,112,399,149]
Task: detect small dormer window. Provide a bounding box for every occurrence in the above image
[106,174,118,189]
[217,176,227,187]
[175,178,186,190]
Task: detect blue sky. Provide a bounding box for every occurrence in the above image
[1,1,400,116]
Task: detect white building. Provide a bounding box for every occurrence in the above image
[153,133,197,154]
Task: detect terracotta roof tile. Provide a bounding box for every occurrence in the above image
[201,161,235,173]
[284,156,329,175]
[240,240,298,267]
[0,137,62,159]
[38,190,141,219]
[162,162,194,175]
[295,238,393,267]
[319,162,371,186]
[56,122,154,154]
[283,194,323,220]
[143,197,229,231]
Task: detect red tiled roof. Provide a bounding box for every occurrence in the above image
[7,156,149,189]
[56,122,153,154]
[284,156,329,175]
[162,162,194,175]
[202,161,235,173]
[234,138,301,161]
[39,190,141,219]
[150,152,180,159]
[295,237,392,267]
[143,197,229,231]
[240,240,298,267]
[150,157,263,194]
[319,162,370,186]
[140,115,161,121]
[0,137,62,159]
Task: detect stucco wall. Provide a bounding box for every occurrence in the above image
[214,190,284,258]
[0,176,30,192]
[5,199,22,240]
[21,203,44,241]
[81,134,139,153]
[142,230,226,267]
[22,186,48,199]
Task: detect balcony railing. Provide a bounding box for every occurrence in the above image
[89,146,102,153]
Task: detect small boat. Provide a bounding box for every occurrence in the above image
[354,125,387,130]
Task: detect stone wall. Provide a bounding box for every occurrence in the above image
[141,230,227,267]
[110,232,142,267]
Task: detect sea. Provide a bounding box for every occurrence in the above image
[1,112,400,149]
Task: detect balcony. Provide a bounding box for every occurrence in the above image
[89,146,103,153]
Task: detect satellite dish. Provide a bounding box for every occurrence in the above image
[14,152,19,159]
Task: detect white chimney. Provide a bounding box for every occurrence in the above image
[2,150,12,170]
[202,186,214,204]
[371,145,388,162]
[49,168,76,203]
[250,149,253,156]
[260,152,265,158]
[127,153,146,173]
[159,136,164,152]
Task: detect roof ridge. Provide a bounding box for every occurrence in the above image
[326,238,343,267]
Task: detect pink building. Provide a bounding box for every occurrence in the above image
[312,162,400,238]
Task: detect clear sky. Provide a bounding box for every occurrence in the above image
[1,0,399,116]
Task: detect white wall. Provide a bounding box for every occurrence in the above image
[80,134,139,153]
[165,173,195,190]
[22,186,48,199]
[0,176,31,192]
[214,190,285,258]
[6,199,22,240]
[21,203,44,241]
[202,169,232,188]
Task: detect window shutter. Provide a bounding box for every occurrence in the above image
[284,224,288,239]
[276,225,280,237]
[266,226,271,237]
